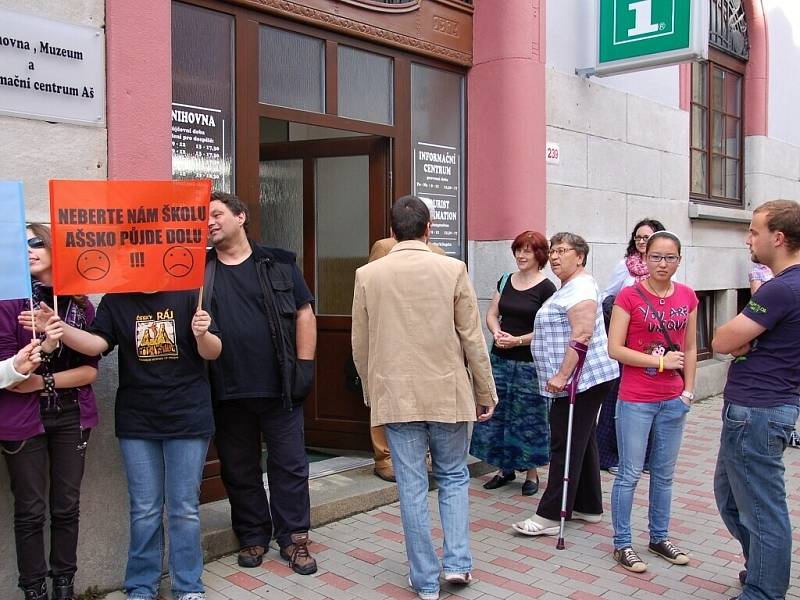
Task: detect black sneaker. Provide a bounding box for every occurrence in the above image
[521,478,539,496]
[648,540,689,565]
[613,547,647,573]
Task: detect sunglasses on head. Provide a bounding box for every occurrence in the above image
[27,237,46,249]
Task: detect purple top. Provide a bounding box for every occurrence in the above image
[0,298,100,441]
[748,262,774,283]
[725,264,800,408]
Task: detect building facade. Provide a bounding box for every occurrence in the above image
[1,0,799,592]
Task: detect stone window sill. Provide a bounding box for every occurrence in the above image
[688,202,752,223]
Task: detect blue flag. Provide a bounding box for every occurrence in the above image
[0,181,32,301]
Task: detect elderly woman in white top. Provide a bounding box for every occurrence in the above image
[513,232,618,536]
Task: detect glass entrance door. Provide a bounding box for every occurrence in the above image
[259,131,388,450]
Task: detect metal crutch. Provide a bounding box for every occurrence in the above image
[556,340,589,550]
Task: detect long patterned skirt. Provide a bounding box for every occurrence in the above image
[469,354,550,471]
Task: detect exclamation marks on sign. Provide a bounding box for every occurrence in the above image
[130,252,145,268]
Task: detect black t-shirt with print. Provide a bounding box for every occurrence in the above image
[211,256,314,399]
[89,290,214,439]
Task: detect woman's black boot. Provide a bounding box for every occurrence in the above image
[22,580,47,600]
[51,575,74,600]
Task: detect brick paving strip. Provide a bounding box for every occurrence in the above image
[105,395,800,599]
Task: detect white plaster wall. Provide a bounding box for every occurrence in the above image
[546,0,680,107]
[544,68,752,294]
[745,136,800,209]
[0,0,107,218]
[763,0,800,146]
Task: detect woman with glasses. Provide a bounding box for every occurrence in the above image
[597,219,665,475]
[0,224,99,600]
[470,231,556,496]
[607,231,697,573]
[513,233,618,536]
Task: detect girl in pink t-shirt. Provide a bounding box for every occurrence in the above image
[607,231,698,574]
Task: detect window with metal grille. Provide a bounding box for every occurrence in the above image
[690,0,749,208]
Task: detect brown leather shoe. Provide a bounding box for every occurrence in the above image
[237,544,266,568]
[374,466,396,482]
[280,532,318,575]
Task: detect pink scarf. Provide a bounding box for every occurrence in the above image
[625,253,650,282]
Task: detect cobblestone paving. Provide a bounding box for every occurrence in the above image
[107,396,800,599]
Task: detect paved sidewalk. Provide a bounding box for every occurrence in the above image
[107,396,800,599]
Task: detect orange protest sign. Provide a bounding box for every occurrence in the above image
[50,180,211,295]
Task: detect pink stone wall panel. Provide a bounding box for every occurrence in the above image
[468,60,546,239]
[472,0,544,63]
[468,0,547,241]
[743,0,768,136]
[106,0,172,179]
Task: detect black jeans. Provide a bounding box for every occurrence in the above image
[214,398,310,549]
[536,381,612,521]
[2,404,90,589]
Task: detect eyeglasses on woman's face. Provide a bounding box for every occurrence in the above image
[548,247,576,258]
[647,253,680,264]
[27,236,46,249]
[634,235,651,243]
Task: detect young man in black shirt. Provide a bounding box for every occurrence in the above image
[204,192,318,575]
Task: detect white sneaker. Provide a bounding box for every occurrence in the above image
[408,577,439,600]
[444,572,472,585]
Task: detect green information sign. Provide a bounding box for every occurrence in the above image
[590,0,707,77]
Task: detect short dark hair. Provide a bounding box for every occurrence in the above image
[550,232,590,267]
[626,218,666,257]
[511,231,549,269]
[211,191,249,229]
[645,230,682,255]
[391,195,430,242]
[754,200,800,251]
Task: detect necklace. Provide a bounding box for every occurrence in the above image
[645,279,671,305]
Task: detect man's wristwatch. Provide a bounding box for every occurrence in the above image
[680,390,695,402]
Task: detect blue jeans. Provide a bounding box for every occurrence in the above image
[119,438,209,600]
[385,422,472,596]
[611,397,689,549]
[714,402,799,600]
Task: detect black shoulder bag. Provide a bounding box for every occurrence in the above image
[633,283,684,381]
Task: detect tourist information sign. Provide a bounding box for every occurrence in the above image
[582,0,708,77]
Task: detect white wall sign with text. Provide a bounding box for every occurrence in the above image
[546,142,561,165]
[0,9,106,126]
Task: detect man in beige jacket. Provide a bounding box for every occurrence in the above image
[351,196,497,600]
[367,230,446,482]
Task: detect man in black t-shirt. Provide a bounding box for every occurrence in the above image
[204,191,318,576]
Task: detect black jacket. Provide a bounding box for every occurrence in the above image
[203,242,315,410]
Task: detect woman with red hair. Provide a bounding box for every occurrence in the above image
[470,231,556,496]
